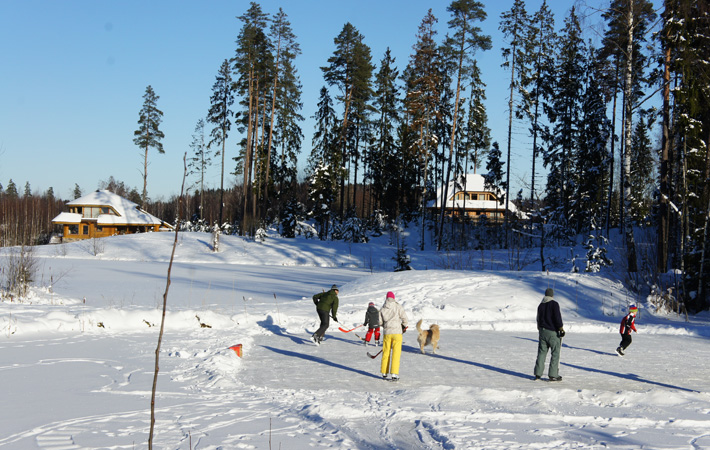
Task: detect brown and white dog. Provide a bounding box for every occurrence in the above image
[416,319,440,354]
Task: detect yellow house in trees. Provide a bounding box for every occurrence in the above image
[428,174,520,222]
[52,190,173,242]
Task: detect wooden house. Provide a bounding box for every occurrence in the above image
[428,174,520,221]
[52,190,174,242]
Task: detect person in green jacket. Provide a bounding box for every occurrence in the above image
[311,284,339,345]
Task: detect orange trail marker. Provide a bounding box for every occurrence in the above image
[229,344,243,357]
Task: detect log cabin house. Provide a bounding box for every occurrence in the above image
[428,174,520,222]
[52,190,174,242]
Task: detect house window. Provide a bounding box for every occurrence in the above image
[96,225,103,232]
[68,225,78,235]
[82,225,89,235]
[101,207,110,214]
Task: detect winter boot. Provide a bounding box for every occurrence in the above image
[311,334,320,345]
[382,373,390,381]
[616,347,624,356]
[390,374,400,382]
[549,376,562,381]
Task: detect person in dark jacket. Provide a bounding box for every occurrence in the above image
[363,302,381,346]
[311,284,339,345]
[534,287,565,381]
[616,305,638,356]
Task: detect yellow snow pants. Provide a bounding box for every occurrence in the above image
[381,333,403,375]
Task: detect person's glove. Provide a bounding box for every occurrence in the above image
[332,316,338,322]
[402,325,408,333]
[557,328,565,338]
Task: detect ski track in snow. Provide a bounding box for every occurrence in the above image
[6,325,709,449]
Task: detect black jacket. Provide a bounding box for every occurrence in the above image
[537,295,563,331]
[363,305,380,328]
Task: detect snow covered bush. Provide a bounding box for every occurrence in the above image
[255,227,267,243]
[584,234,612,273]
[339,215,369,243]
[211,225,221,252]
[369,210,386,237]
[281,198,305,238]
[649,285,686,316]
[1,245,39,300]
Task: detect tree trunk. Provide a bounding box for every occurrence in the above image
[338,83,354,218]
[142,146,149,210]
[504,41,517,250]
[658,17,671,273]
[623,0,638,274]
[242,67,255,236]
[148,155,187,450]
[265,32,282,210]
[605,62,619,237]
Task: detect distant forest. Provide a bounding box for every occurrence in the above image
[1,1,709,312]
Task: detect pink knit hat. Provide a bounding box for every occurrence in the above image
[386,291,395,300]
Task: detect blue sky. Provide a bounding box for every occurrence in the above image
[0,1,659,201]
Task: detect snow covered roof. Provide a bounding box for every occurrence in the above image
[428,173,517,213]
[52,212,82,224]
[53,190,169,226]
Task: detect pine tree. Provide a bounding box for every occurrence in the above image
[499,0,530,247]
[73,183,82,199]
[308,162,336,240]
[24,182,32,198]
[660,0,710,310]
[484,141,505,197]
[521,0,556,203]
[600,0,656,272]
[629,115,654,224]
[280,197,304,238]
[207,59,234,226]
[542,7,585,240]
[484,141,506,232]
[575,46,611,235]
[233,2,272,234]
[462,61,490,174]
[6,179,18,199]
[188,118,211,222]
[133,85,164,209]
[321,22,374,217]
[266,8,302,208]
[437,0,492,250]
[308,87,341,180]
[367,48,401,218]
[406,9,442,250]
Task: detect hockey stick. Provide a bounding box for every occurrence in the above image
[338,324,364,333]
[367,349,383,359]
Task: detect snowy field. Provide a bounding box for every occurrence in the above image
[1,231,710,449]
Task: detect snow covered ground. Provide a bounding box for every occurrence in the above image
[1,231,710,449]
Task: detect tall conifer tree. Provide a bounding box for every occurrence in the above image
[133,85,164,209]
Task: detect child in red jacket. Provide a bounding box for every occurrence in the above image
[616,305,638,356]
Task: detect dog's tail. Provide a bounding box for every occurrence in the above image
[416,318,423,332]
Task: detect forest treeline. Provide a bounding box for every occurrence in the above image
[1,0,709,312]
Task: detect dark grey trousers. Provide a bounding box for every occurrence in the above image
[534,328,561,378]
